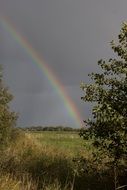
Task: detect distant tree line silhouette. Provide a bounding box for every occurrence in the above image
[24,126,80,132]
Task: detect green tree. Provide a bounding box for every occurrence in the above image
[80,22,127,189]
[0,66,17,148]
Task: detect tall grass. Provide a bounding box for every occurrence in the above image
[0,130,125,190]
[0,131,74,189]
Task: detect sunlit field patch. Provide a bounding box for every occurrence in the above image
[28,131,86,156]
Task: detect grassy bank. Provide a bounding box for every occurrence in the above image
[0,130,122,190]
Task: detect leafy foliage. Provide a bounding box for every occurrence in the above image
[0,67,17,148]
[80,22,127,188]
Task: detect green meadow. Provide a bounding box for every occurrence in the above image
[29,131,85,156]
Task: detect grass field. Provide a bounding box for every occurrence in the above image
[29,131,86,156]
[0,130,120,190]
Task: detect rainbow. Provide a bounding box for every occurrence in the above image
[1,16,83,127]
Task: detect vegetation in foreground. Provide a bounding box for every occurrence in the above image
[0,130,119,190]
[81,21,127,189]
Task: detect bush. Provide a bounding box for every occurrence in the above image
[0,66,17,149]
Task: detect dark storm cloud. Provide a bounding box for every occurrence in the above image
[1,0,127,127]
[1,0,125,83]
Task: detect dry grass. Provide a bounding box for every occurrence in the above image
[0,173,38,190]
[0,174,70,190]
[0,132,74,190]
[0,174,21,190]
[1,131,125,190]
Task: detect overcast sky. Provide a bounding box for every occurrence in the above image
[0,0,127,127]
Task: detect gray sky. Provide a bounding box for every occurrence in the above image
[0,0,127,127]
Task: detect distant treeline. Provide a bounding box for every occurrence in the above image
[23,126,81,132]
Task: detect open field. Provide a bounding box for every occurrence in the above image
[29,131,87,156]
[0,130,125,190]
